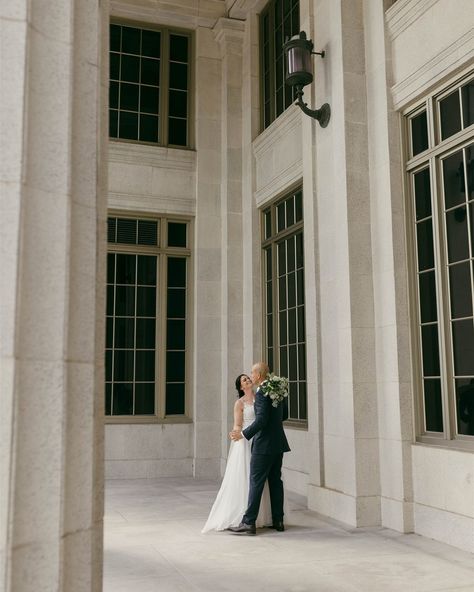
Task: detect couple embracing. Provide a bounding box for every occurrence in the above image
[202,362,290,535]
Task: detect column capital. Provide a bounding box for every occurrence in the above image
[213,17,245,55]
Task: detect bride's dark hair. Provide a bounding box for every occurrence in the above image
[235,374,247,398]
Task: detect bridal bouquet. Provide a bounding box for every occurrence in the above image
[260,374,289,407]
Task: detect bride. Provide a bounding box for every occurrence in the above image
[201,373,272,533]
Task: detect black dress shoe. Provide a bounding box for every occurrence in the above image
[269,521,284,531]
[227,522,256,535]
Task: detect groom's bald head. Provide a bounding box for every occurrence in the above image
[251,362,269,385]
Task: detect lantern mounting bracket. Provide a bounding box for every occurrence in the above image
[294,85,331,127]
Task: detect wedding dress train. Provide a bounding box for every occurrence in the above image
[201,402,272,532]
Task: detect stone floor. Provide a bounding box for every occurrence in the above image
[104,477,474,592]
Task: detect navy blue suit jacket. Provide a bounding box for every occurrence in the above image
[242,387,290,455]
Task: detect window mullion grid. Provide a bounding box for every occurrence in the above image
[432,155,455,439]
[158,253,166,419]
[111,254,117,415]
[161,30,169,147]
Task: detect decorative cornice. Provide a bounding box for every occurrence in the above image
[255,161,303,208]
[386,0,440,39]
[226,0,259,20]
[109,141,197,171]
[391,28,474,109]
[109,192,196,215]
[253,104,301,159]
[110,0,227,30]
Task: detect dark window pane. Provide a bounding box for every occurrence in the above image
[456,378,474,436]
[289,381,297,418]
[296,233,304,268]
[119,111,138,140]
[276,88,284,118]
[443,150,465,209]
[169,90,187,118]
[291,5,299,34]
[418,271,437,324]
[267,313,273,347]
[107,218,117,243]
[113,383,133,415]
[137,255,157,285]
[288,308,296,343]
[289,345,297,379]
[140,86,159,114]
[266,248,272,280]
[114,350,134,381]
[467,145,474,200]
[449,262,472,319]
[279,311,287,344]
[287,272,296,308]
[168,118,187,146]
[135,350,155,381]
[106,317,113,348]
[121,54,139,83]
[298,382,307,420]
[135,383,155,414]
[166,351,185,382]
[109,109,118,137]
[107,253,115,283]
[297,269,304,305]
[278,241,286,275]
[297,306,305,341]
[411,111,428,156]
[298,343,306,379]
[287,237,295,272]
[461,81,474,128]
[440,90,461,140]
[268,347,274,371]
[105,350,112,381]
[452,319,474,376]
[424,378,443,432]
[136,318,156,349]
[280,345,288,376]
[141,30,160,58]
[168,223,187,247]
[137,287,156,317]
[416,219,434,271]
[110,52,120,80]
[446,206,469,263]
[278,276,287,309]
[170,35,188,62]
[421,324,440,376]
[110,25,121,52]
[105,383,112,415]
[168,258,186,287]
[414,168,431,220]
[121,26,141,55]
[266,282,272,311]
[107,286,114,316]
[265,211,272,240]
[117,219,137,245]
[167,289,186,318]
[166,383,185,415]
[138,220,158,246]
[141,57,160,85]
[115,286,135,316]
[167,319,186,350]
[295,192,303,222]
[169,63,188,90]
[139,114,159,143]
[120,83,139,110]
[110,81,119,109]
[116,254,136,284]
[277,203,285,232]
[114,317,135,349]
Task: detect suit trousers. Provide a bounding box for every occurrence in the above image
[243,452,284,525]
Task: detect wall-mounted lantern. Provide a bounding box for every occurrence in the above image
[283,31,331,127]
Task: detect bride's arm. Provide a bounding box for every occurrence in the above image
[232,399,243,433]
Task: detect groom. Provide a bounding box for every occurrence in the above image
[228,362,290,535]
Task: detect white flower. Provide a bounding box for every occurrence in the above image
[260,373,289,407]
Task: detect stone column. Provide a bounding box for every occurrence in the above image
[193,26,223,478]
[307,0,381,526]
[0,1,107,590]
[214,18,246,467]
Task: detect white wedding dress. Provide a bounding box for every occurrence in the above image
[201,402,272,533]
